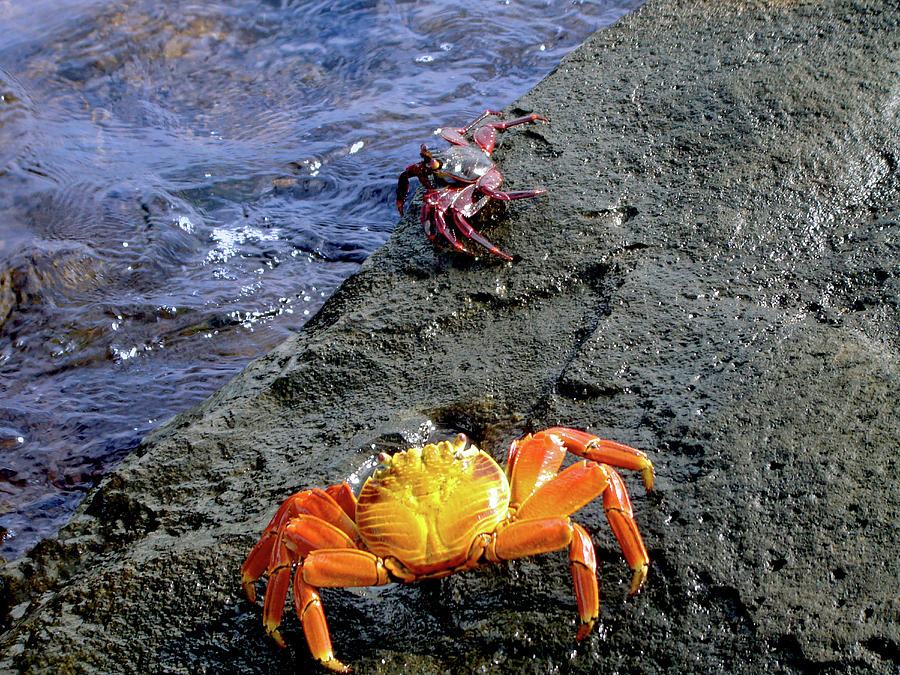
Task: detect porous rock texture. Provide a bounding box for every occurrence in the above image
[2,0,898,673]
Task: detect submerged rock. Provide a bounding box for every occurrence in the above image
[2,0,898,672]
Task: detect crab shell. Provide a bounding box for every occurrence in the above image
[424,144,496,188]
[356,436,508,577]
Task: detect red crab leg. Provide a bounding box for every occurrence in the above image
[433,207,470,255]
[438,109,503,145]
[569,522,599,641]
[459,109,503,133]
[541,427,654,491]
[397,158,437,215]
[475,168,547,202]
[472,113,549,154]
[397,166,413,214]
[423,191,471,255]
[420,201,437,241]
[451,210,512,261]
[293,575,350,673]
[241,488,358,601]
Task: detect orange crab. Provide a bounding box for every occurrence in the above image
[241,427,654,672]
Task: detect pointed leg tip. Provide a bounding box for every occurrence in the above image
[628,564,649,596]
[575,620,595,642]
[320,656,352,673]
[241,576,257,603]
[642,465,655,492]
[265,624,287,648]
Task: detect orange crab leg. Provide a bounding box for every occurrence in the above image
[241,488,358,601]
[542,427,655,491]
[603,468,650,595]
[506,431,567,507]
[302,549,391,588]
[569,522,599,641]
[293,575,350,673]
[486,517,573,562]
[281,515,358,558]
[259,515,358,646]
[485,518,605,641]
[515,460,611,521]
[325,482,357,521]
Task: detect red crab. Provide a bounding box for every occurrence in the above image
[396,110,549,261]
[241,427,653,672]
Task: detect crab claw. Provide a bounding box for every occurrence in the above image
[397,153,436,215]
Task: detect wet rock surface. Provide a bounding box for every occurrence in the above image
[2,0,899,672]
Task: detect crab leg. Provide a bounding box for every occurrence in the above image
[542,427,654,491]
[506,431,567,506]
[476,168,547,202]
[506,430,651,595]
[451,210,512,261]
[241,488,358,601]
[569,522,599,640]
[603,468,650,595]
[302,549,392,588]
[459,109,503,134]
[433,208,470,255]
[325,482,357,521]
[438,109,503,145]
[512,458,648,593]
[439,110,548,153]
[293,575,350,673]
[423,191,471,255]
[396,166,413,214]
[485,517,600,639]
[472,113,549,154]
[514,460,611,521]
[486,517,574,561]
[397,158,435,214]
[445,184,512,259]
[260,516,357,647]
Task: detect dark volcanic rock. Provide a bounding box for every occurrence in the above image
[2,0,899,673]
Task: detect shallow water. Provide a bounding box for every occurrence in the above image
[0,0,643,559]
